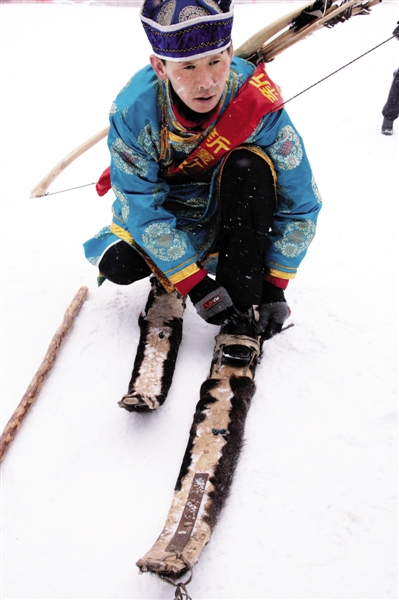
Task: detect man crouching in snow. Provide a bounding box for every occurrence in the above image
[84,0,322,411]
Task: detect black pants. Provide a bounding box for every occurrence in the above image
[382,69,399,120]
[99,149,276,306]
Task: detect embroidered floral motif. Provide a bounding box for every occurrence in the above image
[170,136,204,154]
[312,175,322,204]
[111,137,148,177]
[87,226,113,265]
[275,220,316,257]
[182,196,208,211]
[156,0,176,25]
[269,125,303,170]
[94,225,112,239]
[138,124,161,161]
[142,222,188,261]
[158,80,167,111]
[179,6,211,21]
[109,101,118,116]
[112,184,130,221]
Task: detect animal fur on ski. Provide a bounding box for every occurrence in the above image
[119,277,185,412]
[136,342,261,576]
[176,375,256,532]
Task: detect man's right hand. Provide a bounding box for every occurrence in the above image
[188,276,237,325]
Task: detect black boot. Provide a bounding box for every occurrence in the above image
[219,308,260,363]
[381,117,394,136]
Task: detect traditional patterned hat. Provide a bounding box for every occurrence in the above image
[140,0,234,61]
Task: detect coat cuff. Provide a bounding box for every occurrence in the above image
[264,274,289,290]
[174,268,208,296]
[96,166,111,197]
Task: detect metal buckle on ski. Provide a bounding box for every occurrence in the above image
[214,333,261,372]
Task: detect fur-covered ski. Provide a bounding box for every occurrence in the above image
[119,277,185,412]
[136,331,262,576]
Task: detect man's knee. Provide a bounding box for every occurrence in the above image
[224,148,274,180]
[99,241,151,285]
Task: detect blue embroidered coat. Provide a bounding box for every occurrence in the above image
[84,57,322,289]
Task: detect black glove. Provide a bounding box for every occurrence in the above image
[393,22,399,40]
[188,276,237,325]
[258,281,291,340]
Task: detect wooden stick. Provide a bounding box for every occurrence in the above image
[0,286,89,462]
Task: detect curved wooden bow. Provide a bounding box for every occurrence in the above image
[30,0,381,198]
[30,126,109,198]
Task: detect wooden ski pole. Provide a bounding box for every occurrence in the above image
[0,286,89,462]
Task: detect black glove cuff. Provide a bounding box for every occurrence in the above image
[188,276,235,325]
[188,275,220,305]
[261,280,286,304]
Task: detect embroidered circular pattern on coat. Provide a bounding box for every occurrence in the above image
[275,220,316,257]
[111,137,148,177]
[142,222,188,262]
[269,125,303,170]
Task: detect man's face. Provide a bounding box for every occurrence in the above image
[150,47,233,113]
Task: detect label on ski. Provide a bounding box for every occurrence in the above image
[165,473,209,554]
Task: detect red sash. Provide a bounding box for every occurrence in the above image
[165,63,283,177]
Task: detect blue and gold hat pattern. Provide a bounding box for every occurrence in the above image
[140,0,234,61]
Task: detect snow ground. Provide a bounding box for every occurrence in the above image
[0,2,398,599]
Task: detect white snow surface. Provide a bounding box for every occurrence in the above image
[0,2,398,599]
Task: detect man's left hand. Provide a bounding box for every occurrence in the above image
[258,281,291,340]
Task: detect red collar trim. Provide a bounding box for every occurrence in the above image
[172,102,219,132]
